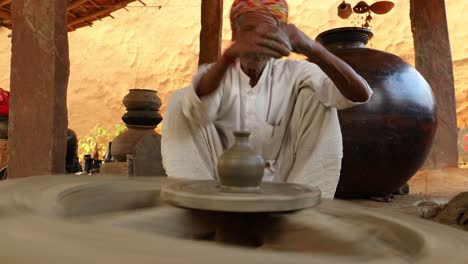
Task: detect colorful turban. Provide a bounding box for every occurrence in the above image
[230,0,289,33]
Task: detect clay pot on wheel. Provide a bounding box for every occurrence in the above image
[316,27,437,198]
[217,131,265,191]
[123,89,162,110]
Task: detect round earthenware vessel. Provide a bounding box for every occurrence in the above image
[316,27,437,198]
[217,131,265,191]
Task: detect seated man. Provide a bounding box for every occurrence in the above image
[162,0,372,198]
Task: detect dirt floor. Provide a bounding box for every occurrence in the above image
[348,168,468,217]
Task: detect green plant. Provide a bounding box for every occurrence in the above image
[113,123,127,138]
[78,124,127,161]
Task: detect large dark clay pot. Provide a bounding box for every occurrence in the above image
[316,27,437,198]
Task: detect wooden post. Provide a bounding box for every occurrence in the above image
[8,0,69,178]
[199,0,223,66]
[410,0,458,168]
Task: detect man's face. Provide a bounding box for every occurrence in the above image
[234,12,279,75]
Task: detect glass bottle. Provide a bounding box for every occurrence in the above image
[104,142,114,163]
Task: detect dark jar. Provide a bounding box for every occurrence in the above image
[316,27,437,198]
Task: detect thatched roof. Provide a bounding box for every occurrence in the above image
[0,0,146,31]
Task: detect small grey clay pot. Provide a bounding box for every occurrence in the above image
[217,131,265,191]
[123,89,162,110]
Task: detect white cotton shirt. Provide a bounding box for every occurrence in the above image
[181,58,372,183]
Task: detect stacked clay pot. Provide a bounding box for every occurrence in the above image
[112,89,163,162]
[122,89,163,127]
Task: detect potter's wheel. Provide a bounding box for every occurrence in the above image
[161,180,321,212]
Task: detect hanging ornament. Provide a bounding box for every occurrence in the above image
[353,1,370,14]
[370,1,395,15]
[338,1,353,19]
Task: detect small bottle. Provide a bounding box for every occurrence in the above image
[92,159,103,174]
[83,154,93,174]
[104,142,114,163]
[127,154,134,177]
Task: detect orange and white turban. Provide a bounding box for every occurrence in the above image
[230,0,289,32]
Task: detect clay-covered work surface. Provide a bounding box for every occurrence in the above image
[1,175,468,263]
[421,192,468,231]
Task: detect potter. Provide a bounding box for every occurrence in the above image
[162,0,372,198]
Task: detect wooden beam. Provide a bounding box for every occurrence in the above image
[410,0,458,168]
[9,0,69,177]
[0,0,11,8]
[199,0,223,66]
[89,0,100,8]
[67,0,90,11]
[68,5,100,25]
[68,0,136,26]
[0,9,10,20]
[0,20,11,27]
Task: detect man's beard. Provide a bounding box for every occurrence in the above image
[242,55,268,78]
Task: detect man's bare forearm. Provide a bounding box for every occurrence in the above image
[304,42,370,102]
[196,52,235,98]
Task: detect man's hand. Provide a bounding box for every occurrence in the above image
[282,23,371,103]
[225,24,292,60]
[282,23,317,56]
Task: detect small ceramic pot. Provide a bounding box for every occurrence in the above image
[338,1,352,19]
[123,89,162,111]
[217,131,265,191]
